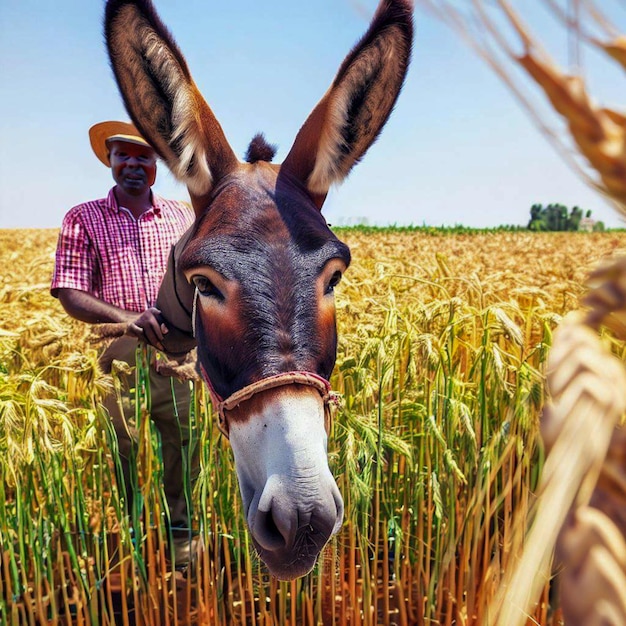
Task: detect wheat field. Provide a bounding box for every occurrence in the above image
[1,227,625,625]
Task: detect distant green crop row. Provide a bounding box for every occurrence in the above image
[333,223,626,235]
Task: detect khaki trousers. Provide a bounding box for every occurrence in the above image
[101,337,198,529]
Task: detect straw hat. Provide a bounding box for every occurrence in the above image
[89,120,153,166]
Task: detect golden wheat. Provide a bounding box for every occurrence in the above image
[2,227,626,625]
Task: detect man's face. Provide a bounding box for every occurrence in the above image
[108,140,157,195]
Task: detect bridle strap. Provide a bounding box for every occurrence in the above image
[154,230,199,356]
[199,365,340,439]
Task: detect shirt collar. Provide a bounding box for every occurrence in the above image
[106,186,162,217]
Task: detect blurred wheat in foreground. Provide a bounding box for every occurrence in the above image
[412,2,626,624]
[1,228,625,625]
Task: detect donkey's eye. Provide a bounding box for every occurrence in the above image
[192,275,223,300]
[326,270,343,294]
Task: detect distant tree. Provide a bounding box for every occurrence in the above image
[593,221,605,232]
[545,204,558,230]
[527,203,545,230]
[527,203,591,231]
[567,206,583,231]
[558,204,568,230]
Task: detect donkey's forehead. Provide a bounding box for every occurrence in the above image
[180,164,351,273]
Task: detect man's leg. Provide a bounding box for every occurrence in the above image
[100,338,141,516]
[148,365,200,566]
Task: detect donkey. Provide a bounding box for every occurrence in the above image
[104,0,413,580]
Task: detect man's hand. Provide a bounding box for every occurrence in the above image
[126,307,169,351]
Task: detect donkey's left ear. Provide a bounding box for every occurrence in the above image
[281,0,413,209]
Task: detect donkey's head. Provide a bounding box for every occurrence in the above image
[105,0,412,579]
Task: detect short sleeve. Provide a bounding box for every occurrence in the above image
[50,208,98,298]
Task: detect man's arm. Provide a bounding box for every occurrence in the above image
[58,287,135,324]
[57,287,168,350]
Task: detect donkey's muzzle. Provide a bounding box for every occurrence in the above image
[225,384,343,580]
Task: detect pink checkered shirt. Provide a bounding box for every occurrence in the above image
[51,188,194,312]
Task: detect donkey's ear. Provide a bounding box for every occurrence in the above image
[105,0,238,201]
[281,0,413,208]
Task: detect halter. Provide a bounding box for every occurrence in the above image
[199,364,341,439]
[192,287,341,437]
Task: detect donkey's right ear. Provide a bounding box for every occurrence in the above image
[105,0,238,200]
[281,0,413,209]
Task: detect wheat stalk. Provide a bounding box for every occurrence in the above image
[487,273,626,625]
[416,0,626,214]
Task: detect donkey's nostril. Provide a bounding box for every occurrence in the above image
[257,511,282,547]
[251,474,299,551]
[254,507,293,551]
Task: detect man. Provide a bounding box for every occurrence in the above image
[51,121,197,566]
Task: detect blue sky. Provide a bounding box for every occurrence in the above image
[1,0,625,229]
